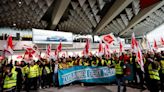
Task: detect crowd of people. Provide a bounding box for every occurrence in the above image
[0,50,164,92]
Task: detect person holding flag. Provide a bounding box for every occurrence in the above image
[131,33,145,89]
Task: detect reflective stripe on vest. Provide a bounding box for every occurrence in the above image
[148,64,160,80]
[115,63,123,75]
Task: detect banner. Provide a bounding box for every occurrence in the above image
[58,65,133,86]
[32,28,73,44]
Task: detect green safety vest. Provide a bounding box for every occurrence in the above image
[148,63,160,80]
[161,60,164,74]
[3,69,17,89]
[115,62,123,75]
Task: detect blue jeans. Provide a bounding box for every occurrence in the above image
[53,72,58,87]
[116,75,126,92]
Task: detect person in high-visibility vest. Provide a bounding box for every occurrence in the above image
[40,61,51,89]
[15,61,23,92]
[148,60,160,92]
[91,59,99,67]
[114,58,126,92]
[160,54,164,91]
[20,61,29,92]
[27,60,38,90]
[53,59,59,87]
[130,52,138,84]
[58,58,69,70]
[3,65,17,92]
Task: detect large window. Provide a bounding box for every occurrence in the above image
[147,23,164,43]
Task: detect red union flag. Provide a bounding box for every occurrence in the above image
[5,35,14,55]
[136,45,144,72]
[57,42,62,52]
[17,55,23,59]
[153,39,158,50]
[131,33,138,52]
[84,39,90,55]
[54,42,62,58]
[119,41,123,52]
[161,37,164,46]
[98,40,103,53]
[46,44,51,56]
[101,33,115,45]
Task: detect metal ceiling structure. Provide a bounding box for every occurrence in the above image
[0,0,163,38]
[0,0,54,29]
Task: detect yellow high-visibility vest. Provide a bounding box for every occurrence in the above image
[160,60,164,74]
[115,62,123,75]
[27,65,38,78]
[3,69,17,89]
[91,60,99,66]
[148,63,160,80]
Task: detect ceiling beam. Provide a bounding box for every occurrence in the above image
[119,1,164,36]
[50,0,71,29]
[94,0,133,34]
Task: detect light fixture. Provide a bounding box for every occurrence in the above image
[13,23,16,26]
[27,21,30,23]
[18,1,22,4]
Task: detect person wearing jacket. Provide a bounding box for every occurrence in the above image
[27,60,38,90]
[115,58,126,92]
[148,59,160,92]
[3,64,17,92]
[15,61,23,92]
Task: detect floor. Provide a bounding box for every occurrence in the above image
[27,85,149,92]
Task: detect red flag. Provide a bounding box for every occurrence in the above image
[54,49,58,57]
[46,44,51,56]
[119,41,123,52]
[54,42,62,58]
[131,33,136,49]
[131,33,138,52]
[17,55,23,59]
[5,35,13,54]
[101,33,115,45]
[104,44,111,58]
[153,39,158,50]
[57,42,62,52]
[24,47,36,60]
[136,44,144,72]
[161,37,164,46]
[84,39,90,55]
[98,40,103,53]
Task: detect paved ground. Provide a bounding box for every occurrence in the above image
[26,85,149,92]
